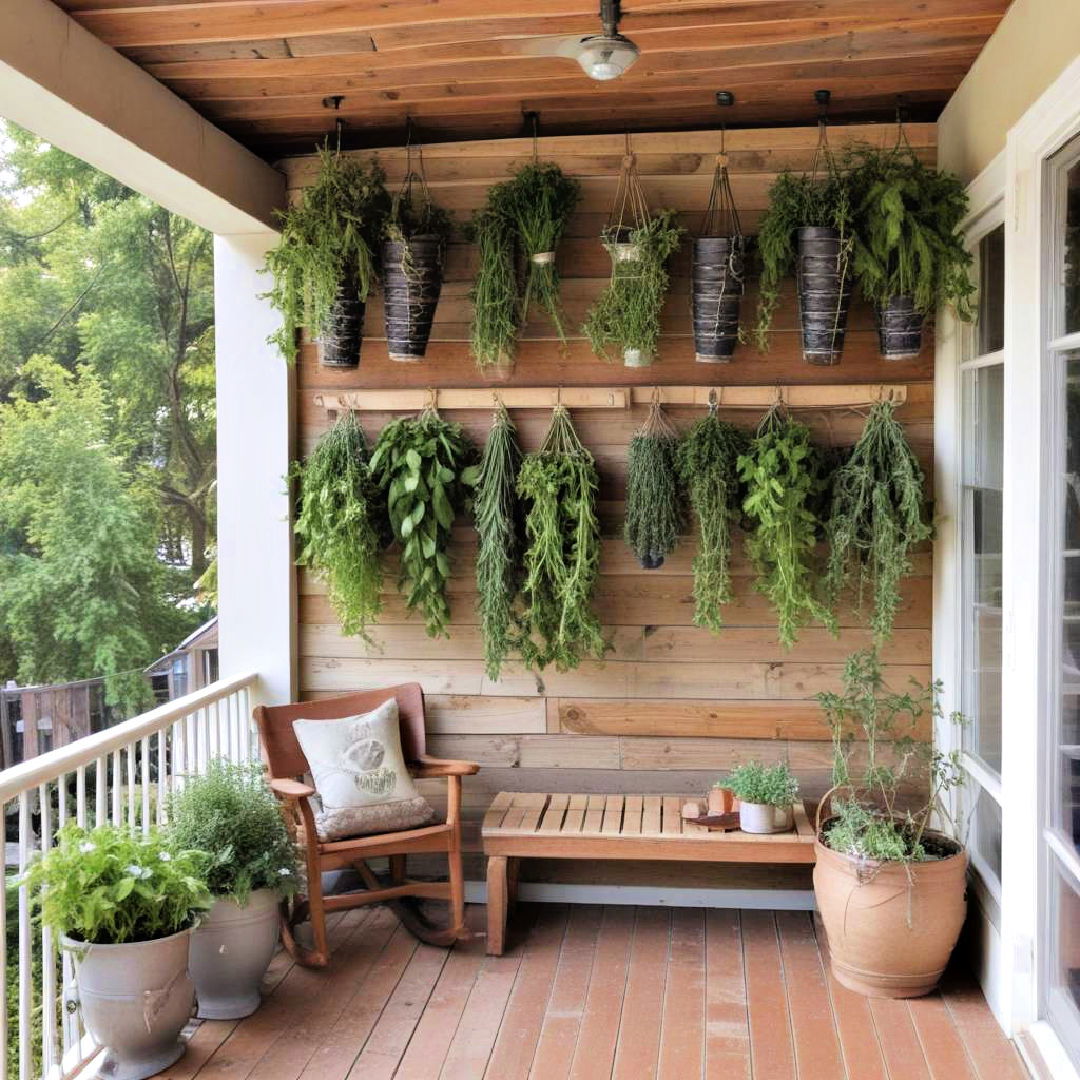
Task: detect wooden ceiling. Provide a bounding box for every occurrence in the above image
[57,0,1011,159]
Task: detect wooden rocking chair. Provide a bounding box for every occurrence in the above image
[253,684,480,967]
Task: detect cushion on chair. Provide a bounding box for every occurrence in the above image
[292,697,435,842]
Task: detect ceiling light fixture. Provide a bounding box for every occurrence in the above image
[575,0,639,81]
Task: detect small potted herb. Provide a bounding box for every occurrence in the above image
[724,761,799,834]
[25,823,210,1080]
[168,760,301,1020]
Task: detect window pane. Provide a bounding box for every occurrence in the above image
[978,224,1005,354]
[1048,863,1080,1064]
[1066,160,1080,335]
[969,787,1002,883]
[1063,351,1080,850]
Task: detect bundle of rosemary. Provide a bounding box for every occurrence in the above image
[517,406,607,671]
[738,406,836,647]
[468,185,519,375]
[474,404,523,679]
[291,411,384,640]
[369,409,479,638]
[677,411,747,632]
[823,400,932,642]
[624,399,684,569]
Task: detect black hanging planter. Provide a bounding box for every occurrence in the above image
[316,277,365,369]
[692,236,744,363]
[876,295,925,361]
[795,226,853,366]
[382,234,444,363]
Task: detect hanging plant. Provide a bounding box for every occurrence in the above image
[624,399,684,569]
[291,411,385,640]
[369,407,479,638]
[264,144,389,366]
[517,406,607,671]
[475,403,524,680]
[737,406,836,647]
[823,399,932,642]
[468,183,519,378]
[676,409,747,632]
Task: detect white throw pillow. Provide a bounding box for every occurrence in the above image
[292,698,434,841]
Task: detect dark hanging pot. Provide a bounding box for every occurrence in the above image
[316,277,365,369]
[692,236,744,363]
[381,234,444,363]
[795,226,853,366]
[876,295,925,361]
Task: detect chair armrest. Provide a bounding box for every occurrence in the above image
[410,754,480,778]
[270,778,316,800]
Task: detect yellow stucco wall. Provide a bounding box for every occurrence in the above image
[938,0,1080,181]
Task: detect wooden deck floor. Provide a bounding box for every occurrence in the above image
[161,903,1029,1080]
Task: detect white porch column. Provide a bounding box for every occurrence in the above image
[214,234,295,707]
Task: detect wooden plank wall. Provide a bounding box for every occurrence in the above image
[285,124,936,882]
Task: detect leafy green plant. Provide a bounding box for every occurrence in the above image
[384,183,452,247]
[624,400,684,569]
[583,211,684,363]
[517,406,607,670]
[676,412,747,631]
[263,146,389,364]
[475,404,523,679]
[738,407,836,647]
[291,411,385,640]
[370,409,479,638]
[725,761,799,807]
[468,185,519,373]
[823,400,932,642]
[24,823,210,944]
[166,760,300,906]
[845,144,974,318]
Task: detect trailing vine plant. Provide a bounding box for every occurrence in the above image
[468,184,519,374]
[624,398,684,569]
[517,406,607,670]
[291,410,385,640]
[369,406,479,637]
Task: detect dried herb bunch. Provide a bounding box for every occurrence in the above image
[264,146,389,363]
[291,411,385,640]
[738,406,836,647]
[677,411,747,632]
[475,404,523,680]
[624,399,684,569]
[824,400,932,642]
[370,408,479,638]
[518,406,607,671]
[468,184,519,373]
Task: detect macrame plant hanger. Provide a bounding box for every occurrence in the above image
[605,132,651,256]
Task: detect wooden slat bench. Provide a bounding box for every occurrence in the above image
[481,791,817,955]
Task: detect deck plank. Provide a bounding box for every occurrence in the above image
[867,998,931,1080]
[704,909,751,1080]
[938,971,1029,1080]
[743,909,797,1080]
[657,908,706,1080]
[907,994,978,1080]
[611,907,670,1080]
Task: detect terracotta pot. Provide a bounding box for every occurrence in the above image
[813,831,968,998]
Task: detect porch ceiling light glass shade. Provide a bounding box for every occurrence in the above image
[575,34,640,80]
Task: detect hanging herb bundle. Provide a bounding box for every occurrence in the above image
[677,411,747,632]
[624,399,684,569]
[475,404,523,680]
[517,406,606,671]
[823,400,932,642]
[369,408,479,637]
[468,185,519,375]
[738,407,836,647]
[291,411,385,640]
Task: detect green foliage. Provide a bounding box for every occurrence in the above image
[738,407,836,647]
[24,822,210,944]
[292,411,385,640]
[754,164,854,348]
[167,760,300,904]
[845,145,974,318]
[384,182,452,279]
[474,404,523,680]
[517,407,607,671]
[264,147,389,364]
[676,414,747,632]
[468,187,519,372]
[724,761,799,807]
[623,402,684,568]
[370,410,479,638]
[824,798,926,862]
[823,401,932,642]
[583,211,684,362]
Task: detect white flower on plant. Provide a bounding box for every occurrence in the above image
[158,851,172,862]
[278,868,291,876]
[79,842,96,854]
[125,865,152,880]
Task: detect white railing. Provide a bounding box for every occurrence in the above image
[0,672,259,1080]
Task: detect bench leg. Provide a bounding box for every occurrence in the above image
[506,856,520,909]
[486,855,508,956]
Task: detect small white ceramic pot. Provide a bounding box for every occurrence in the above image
[739,802,794,834]
[612,243,641,262]
[623,347,653,367]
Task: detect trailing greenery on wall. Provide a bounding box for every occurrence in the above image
[624,400,684,569]
[468,187,520,373]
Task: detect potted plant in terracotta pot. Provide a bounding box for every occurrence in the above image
[25,823,210,1080]
[814,649,967,998]
[168,760,301,1020]
[724,760,799,834]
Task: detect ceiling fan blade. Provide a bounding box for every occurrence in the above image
[514,34,591,59]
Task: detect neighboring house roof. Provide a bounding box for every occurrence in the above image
[145,615,219,675]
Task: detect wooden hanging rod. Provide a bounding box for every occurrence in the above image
[314,383,907,413]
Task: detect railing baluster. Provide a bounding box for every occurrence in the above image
[40,781,59,1074]
[140,738,151,834]
[18,789,32,1080]
[126,744,136,826]
[111,751,121,825]
[75,767,86,829]
[157,728,168,825]
[95,756,106,828]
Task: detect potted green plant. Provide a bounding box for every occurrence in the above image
[814,650,967,998]
[168,760,301,1020]
[845,144,974,360]
[724,761,799,834]
[25,823,210,1080]
[264,145,389,368]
